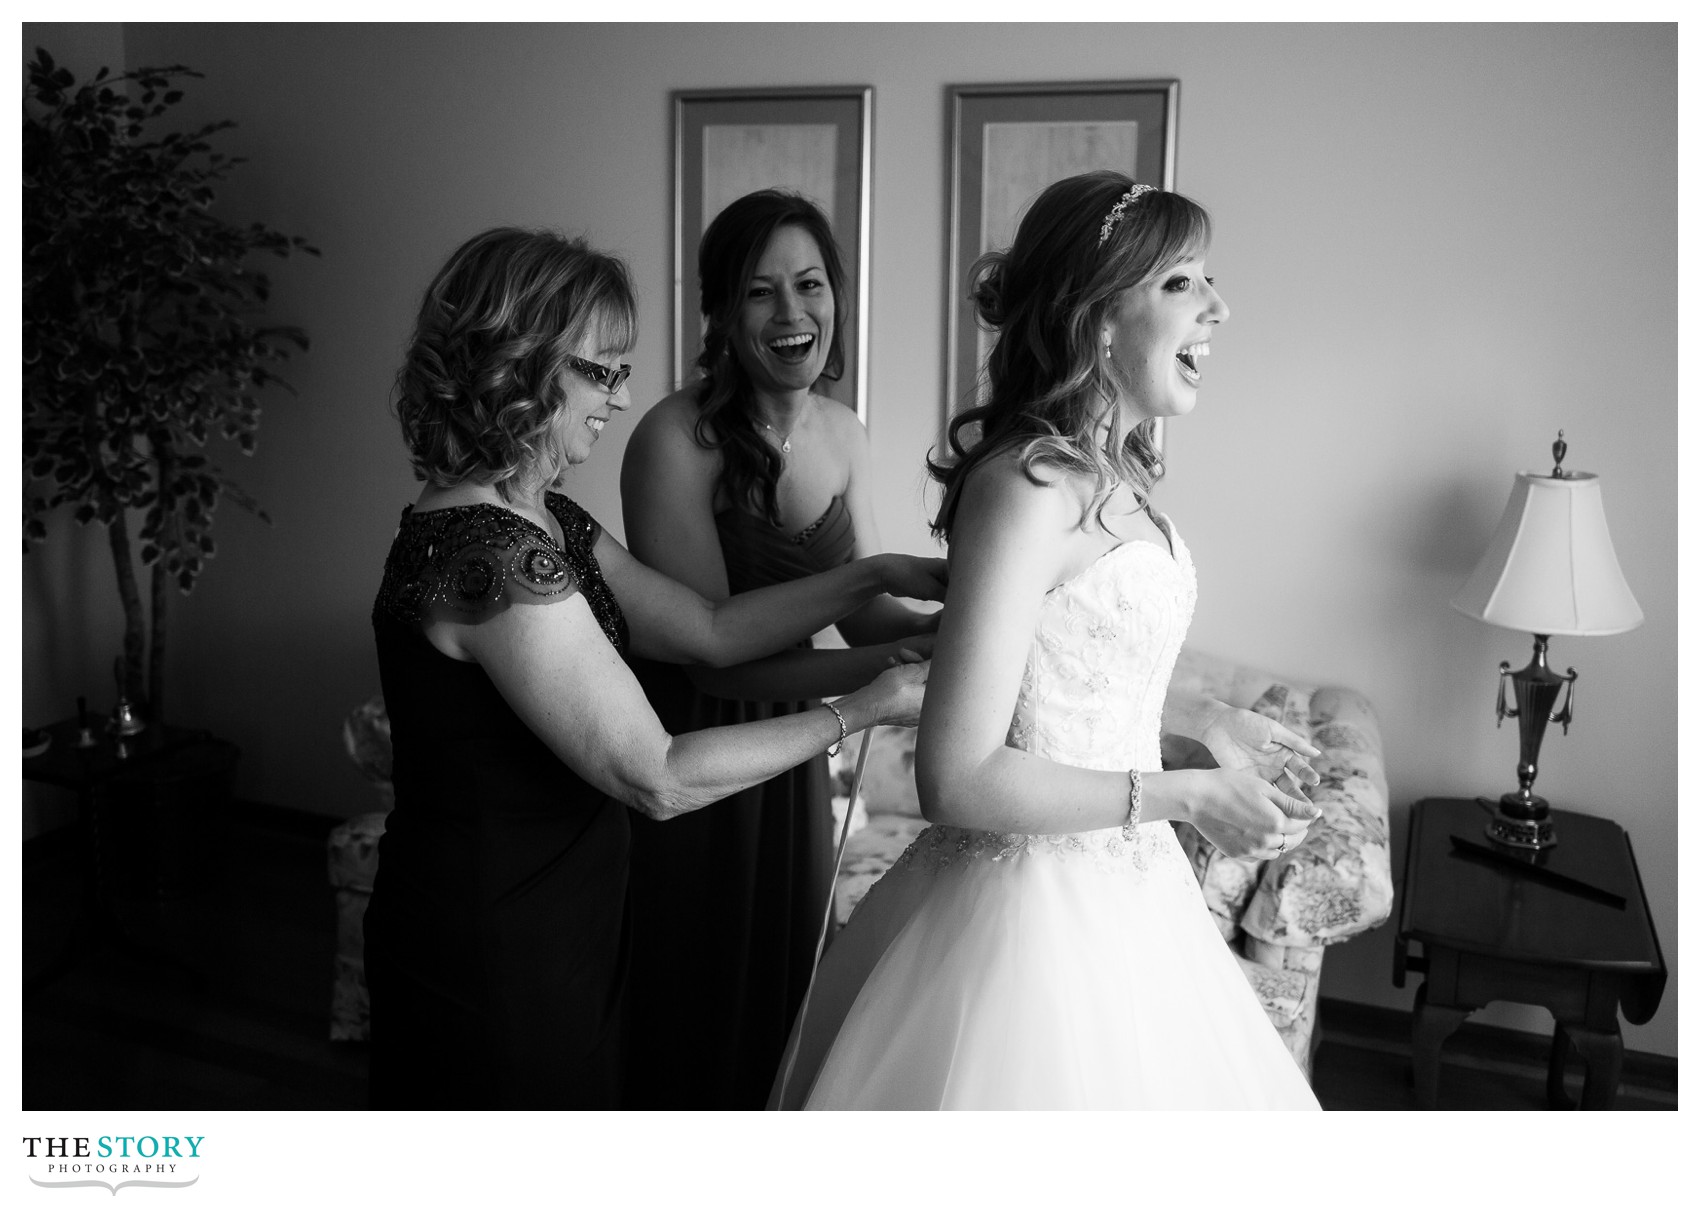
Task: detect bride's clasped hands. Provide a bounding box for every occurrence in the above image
[1169,764,1321,862]
[1163,695,1323,861]
[1191,698,1322,792]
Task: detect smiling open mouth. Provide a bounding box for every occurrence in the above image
[768,333,816,364]
[1175,342,1209,384]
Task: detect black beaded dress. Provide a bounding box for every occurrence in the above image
[623,495,855,1109]
[365,492,631,1109]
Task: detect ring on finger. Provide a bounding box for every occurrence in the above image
[1276,837,1287,856]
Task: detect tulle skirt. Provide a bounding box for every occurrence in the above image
[772,822,1322,1110]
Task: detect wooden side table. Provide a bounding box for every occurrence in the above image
[1393,797,1665,1109]
[23,718,235,991]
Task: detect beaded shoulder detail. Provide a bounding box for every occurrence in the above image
[371,492,627,653]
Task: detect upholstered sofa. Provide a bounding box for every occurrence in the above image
[830,647,1392,1078]
[331,648,1391,1074]
[327,697,391,1042]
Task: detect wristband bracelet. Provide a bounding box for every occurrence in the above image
[824,702,848,758]
[1123,769,1143,837]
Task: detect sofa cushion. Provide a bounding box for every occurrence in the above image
[1242,686,1393,946]
[829,725,922,818]
[1163,653,1392,950]
[342,695,393,786]
[329,952,370,1042]
[1166,648,1312,733]
[1232,953,1309,1029]
[1171,821,1256,943]
[327,811,388,893]
[835,813,928,925]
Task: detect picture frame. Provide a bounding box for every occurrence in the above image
[943,79,1179,441]
[673,86,873,423]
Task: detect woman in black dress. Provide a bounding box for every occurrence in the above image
[365,227,941,1109]
[619,191,938,1108]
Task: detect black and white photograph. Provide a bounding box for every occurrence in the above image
[15,13,1682,1207]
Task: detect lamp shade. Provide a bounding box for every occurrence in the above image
[1451,470,1643,636]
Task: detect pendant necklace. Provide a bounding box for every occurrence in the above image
[760,419,795,454]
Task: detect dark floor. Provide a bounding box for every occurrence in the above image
[1310,999,1675,1112]
[23,805,368,1110]
[22,805,1676,1111]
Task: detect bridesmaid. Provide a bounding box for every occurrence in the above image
[619,190,936,1108]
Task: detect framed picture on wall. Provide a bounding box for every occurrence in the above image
[943,79,1178,440]
[673,86,873,423]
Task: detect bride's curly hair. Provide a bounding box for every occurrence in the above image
[691,190,848,526]
[393,227,637,501]
[929,171,1211,541]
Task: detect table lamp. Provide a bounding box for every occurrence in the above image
[1450,432,1643,851]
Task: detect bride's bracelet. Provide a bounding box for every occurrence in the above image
[1123,769,1143,837]
[824,702,848,758]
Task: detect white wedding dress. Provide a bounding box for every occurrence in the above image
[772,516,1322,1110]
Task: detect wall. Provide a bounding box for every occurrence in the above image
[20,22,1676,1055]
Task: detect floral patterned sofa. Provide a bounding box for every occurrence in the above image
[829,647,1392,1079]
[327,698,392,1042]
[332,648,1391,1073]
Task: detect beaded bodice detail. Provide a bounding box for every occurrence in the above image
[372,492,628,654]
[1008,516,1194,773]
[895,515,1197,876]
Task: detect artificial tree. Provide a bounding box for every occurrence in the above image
[22,48,317,721]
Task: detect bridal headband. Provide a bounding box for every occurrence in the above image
[1096,183,1157,248]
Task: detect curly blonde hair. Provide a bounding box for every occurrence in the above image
[930,171,1210,540]
[393,227,637,499]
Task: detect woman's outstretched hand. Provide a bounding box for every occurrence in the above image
[1182,768,1321,862]
[1196,703,1322,797]
[876,554,949,603]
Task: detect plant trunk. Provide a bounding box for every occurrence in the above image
[106,507,149,713]
[148,440,172,720]
[149,555,169,722]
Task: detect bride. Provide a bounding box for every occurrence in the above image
[772,172,1326,1110]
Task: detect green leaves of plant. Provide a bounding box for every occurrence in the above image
[22,51,316,600]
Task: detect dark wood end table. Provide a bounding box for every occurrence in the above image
[1393,797,1665,1110]
[23,718,233,992]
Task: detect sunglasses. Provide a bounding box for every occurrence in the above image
[567,355,632,395]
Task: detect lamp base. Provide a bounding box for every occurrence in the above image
[1481,634,1576,854]
[1482,793,1558,851]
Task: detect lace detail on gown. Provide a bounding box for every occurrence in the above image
[893,519,1197,879]
[784,510,1322,1109]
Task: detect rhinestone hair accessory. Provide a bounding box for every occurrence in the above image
[1097,183,1157,248]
